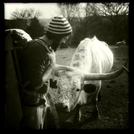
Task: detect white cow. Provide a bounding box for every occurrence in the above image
[49,36,126,125]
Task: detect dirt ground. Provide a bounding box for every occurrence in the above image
[55,46,129,129]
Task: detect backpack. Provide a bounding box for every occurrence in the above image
[5,29,32,129]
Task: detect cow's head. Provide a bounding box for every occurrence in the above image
[49,63,127,112]
[55,71,97,112]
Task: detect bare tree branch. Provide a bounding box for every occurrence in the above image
[57,3,80,22]
[10,8,42,28]
[96,2,129,42]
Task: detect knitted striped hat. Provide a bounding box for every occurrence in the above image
[47,16,72,35]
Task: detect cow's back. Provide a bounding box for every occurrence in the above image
[70,37,114,74]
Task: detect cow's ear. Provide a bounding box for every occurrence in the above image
[83,84,96,93]
[50,79,57,88]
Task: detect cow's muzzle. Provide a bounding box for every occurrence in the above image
[55,102,69,113]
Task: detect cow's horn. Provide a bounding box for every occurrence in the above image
[122,66,129,73]
[84,60,128,80]
[84,66,125,80]
[122,60,129,75]
[53,64,75,76]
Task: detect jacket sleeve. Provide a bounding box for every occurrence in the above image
[27,43,50,93]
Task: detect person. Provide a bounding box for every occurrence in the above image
[19,16,72,129]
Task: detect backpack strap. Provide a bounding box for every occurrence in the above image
[13,45,31,89]
[46,92,60,129]
[34,38,52,53]
[13,40,46,107]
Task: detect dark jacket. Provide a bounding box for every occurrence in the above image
[19,39,51,93]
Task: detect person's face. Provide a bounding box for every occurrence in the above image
[60,36,69,44]
[51,36,70,51]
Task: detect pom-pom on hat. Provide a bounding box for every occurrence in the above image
[47,16,72,35]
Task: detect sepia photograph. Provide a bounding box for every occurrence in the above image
[4,3,129,129]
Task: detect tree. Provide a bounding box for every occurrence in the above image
[95,3,129,43]
[79,3,100,36]
[71,3,102,46]
[11,8,42,26]
[10,8,45,39]
[57,3,80,23]
[57,3,81,47]
[26,17,45,39]
[72,2,129,46]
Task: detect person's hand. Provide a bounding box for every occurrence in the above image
[47,50,56,67]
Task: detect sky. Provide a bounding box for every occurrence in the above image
[4,3,61,19]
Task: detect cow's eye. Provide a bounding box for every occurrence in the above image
[76,89,80,92]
